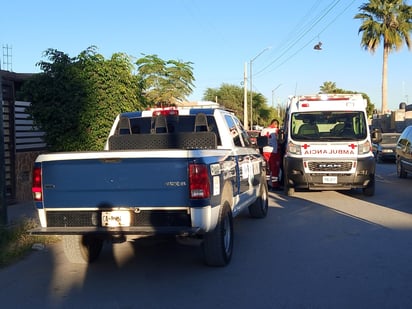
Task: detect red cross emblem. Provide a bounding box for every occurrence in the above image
[348,143,357,149]
[302,144,310,149]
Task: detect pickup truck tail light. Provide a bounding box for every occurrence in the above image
[32,167,43,201]
[189,164,210,199]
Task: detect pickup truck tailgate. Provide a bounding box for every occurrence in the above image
[40,156,190,208]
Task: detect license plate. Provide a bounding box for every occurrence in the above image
[102,211,131,227]
[323,176,337,184]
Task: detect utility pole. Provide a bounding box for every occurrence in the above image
[249,59,253,130]
[250,47,270,130]
[0,66,7,226]
[243,62,248,130]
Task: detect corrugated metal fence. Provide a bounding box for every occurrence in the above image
[2,99,46,201]
[14,101,46,151]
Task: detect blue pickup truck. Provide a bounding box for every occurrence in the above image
[30,102,268,266]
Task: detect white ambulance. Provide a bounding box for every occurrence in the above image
[281,93,376,196]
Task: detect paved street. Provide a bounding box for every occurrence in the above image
[1,162,411,309]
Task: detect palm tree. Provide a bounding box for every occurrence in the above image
[354,0,412,113]
[320,81,338,93]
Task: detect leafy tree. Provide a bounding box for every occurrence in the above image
[203,83,273,127]
[252,92,272,127]
[204,83,243,113]
[22,47,142,151]
[135,54,195,106]
[357,92,375,117]
[319,81,375,117]
[76,50,143,149]
[354,0,412,113]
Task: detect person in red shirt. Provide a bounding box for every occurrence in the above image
[261,119,281,190]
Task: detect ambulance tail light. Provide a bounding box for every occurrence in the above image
[189,163,210,199]
[358,141,372,155]
[32,166,43,201]
[287,142,301,155]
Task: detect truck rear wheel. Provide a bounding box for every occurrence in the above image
[248,181,268,218]
[202,203,233,267]
[62,235,103,264]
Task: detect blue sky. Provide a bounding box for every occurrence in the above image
[1,0,411,111]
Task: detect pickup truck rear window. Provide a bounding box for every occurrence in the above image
[115,115,222,146]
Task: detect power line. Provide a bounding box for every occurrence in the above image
[254,0,357,78]
[255,0,342,77]
[268,0,336,60]
[271,0,357,73]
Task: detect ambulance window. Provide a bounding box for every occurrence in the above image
[291,111,367,141]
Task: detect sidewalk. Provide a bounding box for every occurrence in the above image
[6,201,38,225]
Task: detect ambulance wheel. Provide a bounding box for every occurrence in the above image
[249,181,268,218]
[284,176,295,196]
[362,177,375,197]
[63,235,103,264]
[285,186,295,196]
[202,203,233,267]
[283,178,295,196]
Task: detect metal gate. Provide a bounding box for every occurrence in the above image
[1,71,46,202]
[2,81,15,200]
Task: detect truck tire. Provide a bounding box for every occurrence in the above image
[62,235,103,264]
[202,202,233,267]
[248,181,268,218]
[397,159,407,178]
[362,177,375,197]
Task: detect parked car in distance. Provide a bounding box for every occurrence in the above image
[372,132,400,162]
[396,125,412,178]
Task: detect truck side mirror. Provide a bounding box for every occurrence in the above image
[371,129,382,144]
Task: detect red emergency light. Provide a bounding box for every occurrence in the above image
[152,108,179,116]
[323,97,350,101]
[300,96,350,101]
